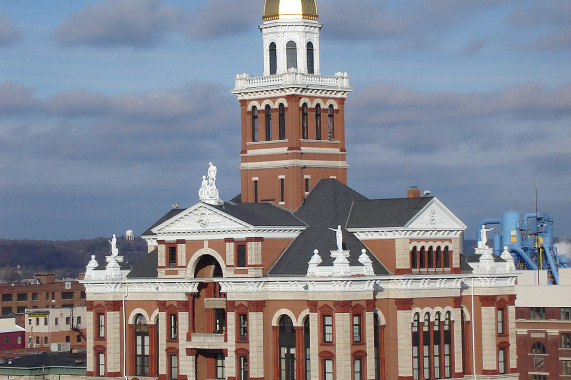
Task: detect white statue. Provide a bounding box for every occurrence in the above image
[109,234,119,256]
[199,162,222,205]
[328,225,343,252]
[480,226,493,247]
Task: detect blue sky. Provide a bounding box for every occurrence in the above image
[1,0,570,242]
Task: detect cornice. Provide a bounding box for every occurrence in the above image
[350,229,463,240]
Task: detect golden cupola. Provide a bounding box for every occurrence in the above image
[263,0,318,21]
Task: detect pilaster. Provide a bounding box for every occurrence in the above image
[248,301,265,379]
[480,299,496,372]
[365,310,375,380]
[396,299,413,378]
[452,307,463,375]
[309,301,319,380]
[334,301,351,379]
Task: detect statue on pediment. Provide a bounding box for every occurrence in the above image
[199,162,223,205]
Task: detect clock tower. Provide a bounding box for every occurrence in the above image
[232,0,352,210]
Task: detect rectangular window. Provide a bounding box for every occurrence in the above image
[4,336,8,344]
[214,309,226,334]
[498,348,506,374]
[305,177,310,193]
[354,358,362,380]
[239,355,248,380]
[530,307,546,320]
[31,293,38,301]
[36,318,39,325]
[497,308,505,334]
[66,316,71,325]
[169,354,178,380]
[17,306,26,314]
[323,358,333,380]
[97,313,105,338]
[215,353,225,379]
[77,316,82,325]
[353,314,362,343]
[1,294,12,302]
[44,317,48,326]
[35,336,39,344]
[61,291,74,300]
[562,360,571,375]
[1,307,12,315]
[168,247,177,268]
[77,334,81,343]
[412,345,420,379]
[280,178,285,203]
[561,307,571,320]
[323,315,333,343]
[97,352,105,376]
[169,314,178,340]
[253,179,258,203]
[54,317,59,325]
[17,293,27,301]
[562,333,571,348]
[239,313,248,341]
[237,245,247,268]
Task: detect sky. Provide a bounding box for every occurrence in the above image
[1,0,570,242]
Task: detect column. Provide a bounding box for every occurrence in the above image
[295,326,304,380]
[508,295,517,371]
[365,300,376,380]
[85,301,94,376]
[248,301,265,380]
[395,298,413,379]
[186,349,197,380]
[452,299,463,377]
[480,296,497,374]
[308,301,319,380]
[148,324,157,377]
[105,301,122,376]
[333,301,351,380]
[178,300,190,380]
[226,301,236,380]
[158,301,167,376]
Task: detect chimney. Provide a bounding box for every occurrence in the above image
[407,186,420,198]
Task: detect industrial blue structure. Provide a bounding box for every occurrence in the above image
[478,211,570,284]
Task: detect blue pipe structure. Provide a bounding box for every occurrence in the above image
[541,242,560,285]
[508,244,538,270]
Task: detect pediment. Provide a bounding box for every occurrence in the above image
[406,198,466,230]
[152,203,253,234]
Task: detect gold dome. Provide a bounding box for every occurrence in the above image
[263,0,318,21]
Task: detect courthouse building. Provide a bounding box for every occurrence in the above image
[82,0,519,379]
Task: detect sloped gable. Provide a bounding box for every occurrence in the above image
[152,203,253,234]
[406,198,466,230]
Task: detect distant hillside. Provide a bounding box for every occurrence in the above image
[0,237,147,283]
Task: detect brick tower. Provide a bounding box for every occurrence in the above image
[232,0,352,210]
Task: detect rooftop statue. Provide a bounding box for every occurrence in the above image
[109,234,119,257]
[199,162,223,205]
[328,225,343,252]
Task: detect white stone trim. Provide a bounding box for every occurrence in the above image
[275,97,288,108]
[374,308,386,325]
[247,101,261,111]
[311,98,325,108]
[324,99,338,109]
[185,247,227,278]
[299,97,311,107]
[297,308,310,326]
[271,308,297,326]
[128,308,152,324]
[260,99,274,109]
[352,229,463,240]
[240,159,349,170]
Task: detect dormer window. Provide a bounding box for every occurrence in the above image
[286,41,297,70]
[307,42,314,74]
[269,42,277,75]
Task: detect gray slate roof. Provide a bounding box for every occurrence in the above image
[211,202,305,227]
[127,248,158,278]
[268,179,389,276]
[347,197,432,228]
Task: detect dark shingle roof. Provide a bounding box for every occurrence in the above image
[1,352,86,368]
[213,202,305,227]
[127,249,158,278]
[268,179,388,276]
[346,197,432,228]
[142,208,186,236]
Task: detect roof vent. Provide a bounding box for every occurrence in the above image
[423,190,431,197]
[407,186,420,198]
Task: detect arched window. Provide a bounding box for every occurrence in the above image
[269,42,277,75]
[434,312,441,378]
[423,313,431,379]
[328,105,334,140]
[286,41,297,70]
[265,105,272,141]
[306,42,314,74]
[315,104,321,140]
[252,106,258,142]
[443,246,450,268]
[411,247,418,269]
[412,313,420,379]
[444,312,452,377]
[279,315,296,380]
[428,247,434,269]
[531,342,546,354]
[304,317,311,380]
[436,247,442,269]
[279,103,286,140]
[301,104,308,139]
[134,314,150,376]
[419,247,426,269]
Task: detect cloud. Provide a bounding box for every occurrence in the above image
[53,0,180,48]
[0,82,36,113]
[0,15,22,46]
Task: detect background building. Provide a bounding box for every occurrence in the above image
[25,306,87,352]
